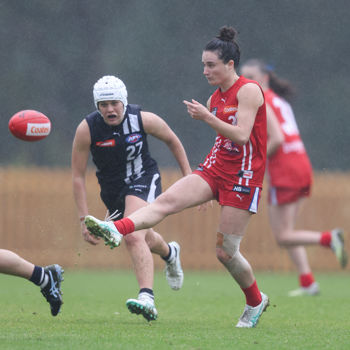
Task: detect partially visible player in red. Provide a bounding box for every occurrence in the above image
[85,26,269,328]
[241,59,348,296]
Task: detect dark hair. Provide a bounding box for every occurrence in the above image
[242,58,295,101]
[204,26,240,66]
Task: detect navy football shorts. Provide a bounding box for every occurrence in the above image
[100,172,162,217]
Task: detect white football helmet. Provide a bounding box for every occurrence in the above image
[93,75,128,115]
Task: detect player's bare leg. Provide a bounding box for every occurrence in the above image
[287,246,312,275]
[145,229,184,290]
[269,200,319,296]
[286,246,320,296]
[269,200,320,246]
[216,207,254,287]
[0,249,35,278]
[125,195,183,289]
[124,230,154,289]
[123,195,183,321]
[126,174,214,230]
[123,229,159,321]
[123,196,158,320]
[0,249,64,315]
[216,208,269,328]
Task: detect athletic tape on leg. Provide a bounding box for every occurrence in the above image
[216,232,251,276]
[217,232,242,258]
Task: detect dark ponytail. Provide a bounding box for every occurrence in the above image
[269,70,295,102]
[242,58,295,101]
[204,26,241,66]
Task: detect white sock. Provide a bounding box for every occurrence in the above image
[168,244,177,262]
[138,292,154,305]
[40,273,49,289]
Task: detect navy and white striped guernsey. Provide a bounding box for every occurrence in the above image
[85,104,159,191]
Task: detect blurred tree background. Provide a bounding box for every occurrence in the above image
[1,0,349,170]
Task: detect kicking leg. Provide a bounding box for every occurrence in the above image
[85,174,213,240]
[128,174,214,230]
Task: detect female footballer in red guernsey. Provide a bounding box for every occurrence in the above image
[241,59,347,296]
[85,27,269,328]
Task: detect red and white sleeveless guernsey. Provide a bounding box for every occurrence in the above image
[200,76,267,188]
[265,89,312,188]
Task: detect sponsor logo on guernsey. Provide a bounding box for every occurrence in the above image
[236,194,244,201]
[96,139,116,147]
[237,170,253,179]
[223,105,237,114]
[26,123,51,136]
[126,133,142,144]
[232,185,251,194]
[222,139,240,153]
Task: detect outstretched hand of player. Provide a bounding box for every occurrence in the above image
[81,222,100,245]
[183,99,212,122]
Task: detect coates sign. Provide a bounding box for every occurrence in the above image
[26,123,51,136]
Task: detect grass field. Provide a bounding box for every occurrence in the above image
[0,270,349,350]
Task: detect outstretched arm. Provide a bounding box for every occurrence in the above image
[72,120,100,245]
[142,111,192,176]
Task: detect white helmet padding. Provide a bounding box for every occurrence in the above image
[93,75,128,115]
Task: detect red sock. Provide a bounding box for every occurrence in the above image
[114,218,135,236]
[299,273,315,288]
[241,280,262,307]
[320,231,331,247]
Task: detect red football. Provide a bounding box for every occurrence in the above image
[8,110,51,141]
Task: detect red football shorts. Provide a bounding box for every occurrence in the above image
[193,168,262,213]
[268,185,311,205]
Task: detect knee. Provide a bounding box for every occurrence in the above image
[216,247,232,265]
[274,232,291,247]
[124,232,145,247]
[145,229,156,247]
[215,232,241,265]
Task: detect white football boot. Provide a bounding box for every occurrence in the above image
[330,228,348,268]
[84,215,122,249]
[288,281,320,297]
[126,295,158,322]
[165,242,184,290]
[236,292,269,328]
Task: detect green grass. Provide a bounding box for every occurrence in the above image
[0,270,349,350]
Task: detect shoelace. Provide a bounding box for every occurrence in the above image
[104,209,121,222]
[139,296,155,306]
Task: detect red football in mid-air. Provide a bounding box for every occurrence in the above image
[8,110,51,141]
